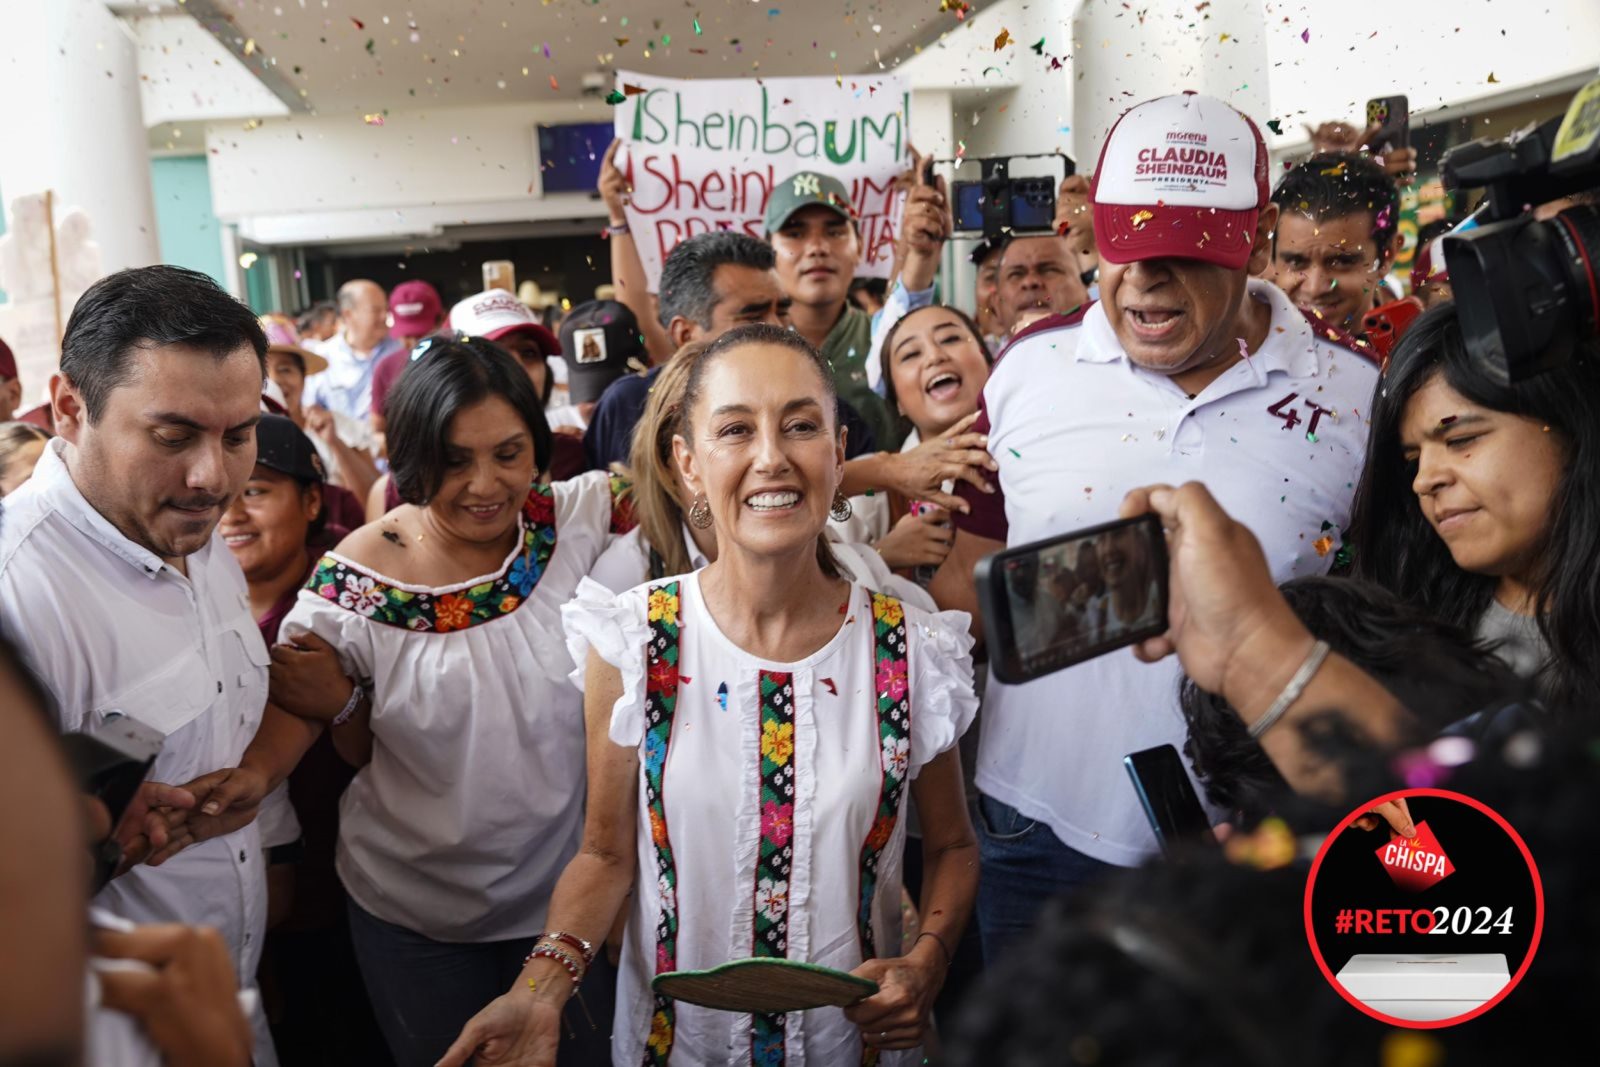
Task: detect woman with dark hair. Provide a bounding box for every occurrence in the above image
[859,304,998,576]
[1347,302,1600,712]
[443,324,979,1066]
[253,338,623,1067]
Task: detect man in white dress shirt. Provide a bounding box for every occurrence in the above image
[933,93,1381,958]
[0,264,296,1067]
[302,278,402,425]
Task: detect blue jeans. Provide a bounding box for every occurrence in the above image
[347,899,616,1067]
[974,792,1119,961]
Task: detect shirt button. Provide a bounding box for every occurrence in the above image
[239,850,247,863]
[217,680,224,693]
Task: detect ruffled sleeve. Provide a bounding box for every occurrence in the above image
[560,577,652,748]
[280,581,378,685]
[905,604,979,779]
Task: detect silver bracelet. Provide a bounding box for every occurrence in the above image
[1248,640,1330,739]
[332,683,365,727]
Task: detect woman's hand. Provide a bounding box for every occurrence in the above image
[269,632,353,722]
[435,986,564,1067]
[880,412,996,509]
[845,951,943,1051]
[1351,796,1417,838]
[875,511,953,570]
[144,767,269,866]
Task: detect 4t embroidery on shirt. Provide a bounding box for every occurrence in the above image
[1266,392,1335,438]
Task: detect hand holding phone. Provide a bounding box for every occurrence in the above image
[975,513,1168,684]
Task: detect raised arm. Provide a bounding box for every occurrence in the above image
[601,138,675,365]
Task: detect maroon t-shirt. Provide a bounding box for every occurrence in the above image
[950,304,1095,545]
[257,529,355,931]
[369,349,410,420]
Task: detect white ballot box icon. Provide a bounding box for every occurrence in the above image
[1335,953,1511,1022]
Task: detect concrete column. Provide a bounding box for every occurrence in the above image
[0,0,160,276]
[1070,0,1271,173]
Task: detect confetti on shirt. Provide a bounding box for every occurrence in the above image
[1301,28,1310,42]
[994,28,1012,49]
[717,682,729,712]
[1313,534,1335,557]
[1266,119,1283,135]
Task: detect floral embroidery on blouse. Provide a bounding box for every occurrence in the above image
[307,485,557,631]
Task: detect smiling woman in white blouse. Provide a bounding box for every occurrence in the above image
[443,324,980,1067]
[238,338,627,1067]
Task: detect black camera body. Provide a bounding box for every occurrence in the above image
[1440,78,1600,383]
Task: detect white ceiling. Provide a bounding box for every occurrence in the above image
[173,0,996,116]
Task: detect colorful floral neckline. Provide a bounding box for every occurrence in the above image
[306,486,557,632]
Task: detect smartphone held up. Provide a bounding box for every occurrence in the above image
[976,513,1169,685]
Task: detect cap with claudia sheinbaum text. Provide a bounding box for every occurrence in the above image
[765,171,856,234]
[1092,92,1270,271]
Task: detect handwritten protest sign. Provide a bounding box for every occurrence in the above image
[610,71,911,287]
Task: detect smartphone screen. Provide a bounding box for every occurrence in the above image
[975,513,1168,685]
[952,181,986,233]
[1123,744,1214,856]
[1366,95,1410,153]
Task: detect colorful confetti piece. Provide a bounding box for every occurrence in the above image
[994,28,1012,50]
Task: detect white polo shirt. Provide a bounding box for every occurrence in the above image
[0,439,278,1067]
[963,279,1379,866]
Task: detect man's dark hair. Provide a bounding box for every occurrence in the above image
[386,337,553,504]
[1180,576,1528,822]
[1270,151,1400,255]
[59,265,267,423]
[656,231,776,331]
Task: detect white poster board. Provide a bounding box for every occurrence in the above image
[611,71,911,288]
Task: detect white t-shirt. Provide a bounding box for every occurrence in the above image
[563,572,976,1066]
[0,440,282,1066]
[971,280,1380,866]
[280,471,617,941]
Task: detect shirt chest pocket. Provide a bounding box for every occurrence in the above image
[92,649,215,743]
[222,624,272,743]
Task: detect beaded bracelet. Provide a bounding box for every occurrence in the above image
[539,930,597,966]
[525,943,586,988]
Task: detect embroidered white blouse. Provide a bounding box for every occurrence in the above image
[563,571,978,1066]
[279,471,618,942]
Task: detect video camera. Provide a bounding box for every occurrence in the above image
[1441,78,1600,383]
[933,153,1074,242]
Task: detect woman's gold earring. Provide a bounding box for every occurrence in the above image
[829,490,853,523]
[688,495,714,529]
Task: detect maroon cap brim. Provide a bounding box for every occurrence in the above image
[485,322,563,357]
[1094,202,1259,271]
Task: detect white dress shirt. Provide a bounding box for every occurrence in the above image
[0,439,278,1067]
[974,280,1380,866]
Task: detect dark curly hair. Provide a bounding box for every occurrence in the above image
[1180,576,1528,823]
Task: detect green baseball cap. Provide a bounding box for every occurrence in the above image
[764,170,856,234]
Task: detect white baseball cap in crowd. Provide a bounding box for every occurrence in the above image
[1091,92,1270,271]
[449,288,562,355]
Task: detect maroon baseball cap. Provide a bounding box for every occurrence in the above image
[1091,92,1270,270]
[0,335,17,381]
[390,280,444,338]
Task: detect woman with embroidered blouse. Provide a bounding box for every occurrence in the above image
[442,324,980,1067]
[229,339,625,1067]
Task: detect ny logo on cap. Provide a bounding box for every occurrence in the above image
[793,173,822,197]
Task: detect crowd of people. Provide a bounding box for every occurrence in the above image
[0,83,1594,1067]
